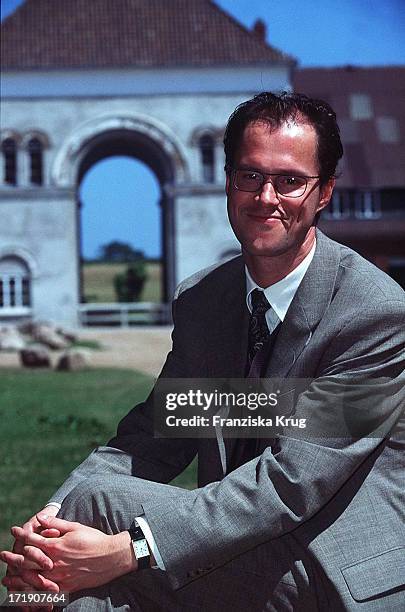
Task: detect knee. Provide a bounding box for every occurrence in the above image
[58,475,139,534]
[58,475,108,527]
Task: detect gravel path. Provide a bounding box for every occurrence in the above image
[0,326,173,377]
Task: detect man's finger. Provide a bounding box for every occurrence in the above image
[36,514,76,534]
[20,569,59,592]
[23,545,54,570]
[39,528,61,538]
[11,525,27,540]
[13,530,52,552]
[1,549,25,568]
[2,573,31,589]
[0,550,43,571]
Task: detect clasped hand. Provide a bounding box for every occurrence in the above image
[1,511,136,597]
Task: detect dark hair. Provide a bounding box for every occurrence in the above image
[224,92,343,184]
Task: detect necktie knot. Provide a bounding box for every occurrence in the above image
[251,288,270,315]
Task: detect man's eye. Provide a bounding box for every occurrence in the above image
[241,172,260,180]
[280,176,298,185]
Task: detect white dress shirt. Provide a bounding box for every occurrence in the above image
[245,240,316,330]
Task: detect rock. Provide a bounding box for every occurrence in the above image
[0,326,26,351]
[32,324,69,350]
[20,344,51,368]
[56,349,91,371]
[56,326,77,343]
[17,321,36,335]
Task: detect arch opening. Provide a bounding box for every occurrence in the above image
[0,255,31,309]
[76,129,176,309]
[1,137,17,185]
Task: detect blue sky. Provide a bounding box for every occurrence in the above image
[2,0,405,258]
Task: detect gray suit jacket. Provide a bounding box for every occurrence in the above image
[51,231,405,606]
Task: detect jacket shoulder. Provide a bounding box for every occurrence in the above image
[317,231,405,303]
[174,256,244,301]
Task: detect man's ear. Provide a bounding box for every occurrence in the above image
[225,173,231,195]
[317,177,335,213]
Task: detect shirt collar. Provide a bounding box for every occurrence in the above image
[245,240,316,321]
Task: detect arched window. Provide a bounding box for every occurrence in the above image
[199,134,215,183]
[28,137,43,185]
[1,137,17,185]
[0,256,31,309]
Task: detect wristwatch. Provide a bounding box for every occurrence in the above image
[128,519,151,570]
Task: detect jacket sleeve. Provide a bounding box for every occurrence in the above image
[140,298,405,589]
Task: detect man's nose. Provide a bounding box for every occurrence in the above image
[257,180,279,205]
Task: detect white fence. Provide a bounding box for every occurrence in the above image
[79,302,171,327]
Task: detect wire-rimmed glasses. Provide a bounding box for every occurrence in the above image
[231,168,321,198]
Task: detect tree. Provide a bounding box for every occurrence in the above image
[98,241,144,263]
[114,261,147,302]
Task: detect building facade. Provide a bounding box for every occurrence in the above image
[1,0,293,326]
[294,66,405,287]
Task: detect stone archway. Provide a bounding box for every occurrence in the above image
[52,114,190,303]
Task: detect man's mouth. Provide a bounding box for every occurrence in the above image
[246,212,284,222]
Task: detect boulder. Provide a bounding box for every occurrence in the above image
[20,344,51,368]
[56,326,77,343]
[17,321,37,335]
[0,326,26,351]
[56,349,91,372]
[32,324,69,350]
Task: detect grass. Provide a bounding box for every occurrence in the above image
[71,339,103,350]
[0,368,197,594]
[82,261,162,303]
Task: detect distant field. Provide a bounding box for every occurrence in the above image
[83,261,162,303]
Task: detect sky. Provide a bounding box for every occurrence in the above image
[2,0,405,258]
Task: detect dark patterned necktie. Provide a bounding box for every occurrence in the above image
[247,289,271,367]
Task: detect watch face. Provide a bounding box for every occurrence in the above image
[134,540,149,558]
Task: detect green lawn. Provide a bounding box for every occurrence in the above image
[0,368,197,593]
[83,261,162,303]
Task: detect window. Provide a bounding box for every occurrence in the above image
[349,94,373,120]
[324,190,382,219]
[339,119,360,144]
[0,257,31,309]
[380,189,405,215]
[199,134,215,183]
[375,117,400,144]
[1,137,17,185]
[324,190,351,219]
[28,137,43,185]
[355,191,381,219]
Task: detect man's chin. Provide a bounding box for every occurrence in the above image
[242,241,288,259]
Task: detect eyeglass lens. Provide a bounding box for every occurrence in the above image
[234,170,307,197]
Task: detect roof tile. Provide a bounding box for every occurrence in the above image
[1,0,294,69]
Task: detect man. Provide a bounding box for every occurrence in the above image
[2,92,404,611]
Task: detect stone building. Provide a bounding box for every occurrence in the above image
[294,66,405,287]
[1,0,294,326]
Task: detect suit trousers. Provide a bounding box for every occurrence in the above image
[56,475,324,612]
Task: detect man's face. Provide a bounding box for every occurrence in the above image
[226,119,334,262]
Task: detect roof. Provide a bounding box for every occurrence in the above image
[294,66,405,188]
[1,0,293,70]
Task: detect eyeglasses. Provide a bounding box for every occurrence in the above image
[231,168,321,198]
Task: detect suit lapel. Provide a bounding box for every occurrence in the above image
[209,256,249,378]
[266,231,341,378]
